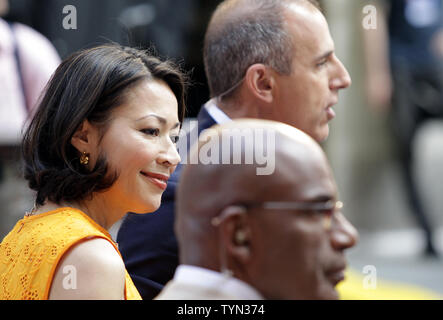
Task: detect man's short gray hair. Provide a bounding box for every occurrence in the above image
[203,0,320,100]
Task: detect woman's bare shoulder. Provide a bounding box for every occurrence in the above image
[49,237,126,300]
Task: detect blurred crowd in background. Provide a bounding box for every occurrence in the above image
[0,0,443,295]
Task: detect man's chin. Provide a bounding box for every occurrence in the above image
[314,125,330,143]
[317,285,340,300]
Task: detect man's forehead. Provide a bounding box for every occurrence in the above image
[267,145,337,200]
[283,2,334,57]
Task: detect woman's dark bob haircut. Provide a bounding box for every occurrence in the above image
[22,44,187,206]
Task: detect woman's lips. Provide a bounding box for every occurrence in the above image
[140,171,169,190]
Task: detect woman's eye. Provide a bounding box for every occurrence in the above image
[141,128,160,136]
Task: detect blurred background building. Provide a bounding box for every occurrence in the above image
[0,0,442,296]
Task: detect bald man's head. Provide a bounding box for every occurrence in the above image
[175,119,329,266]
[175,119,358,299]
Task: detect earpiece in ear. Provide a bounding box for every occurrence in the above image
[235,230,247,245]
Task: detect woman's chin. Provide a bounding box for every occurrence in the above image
[132,198,162,214]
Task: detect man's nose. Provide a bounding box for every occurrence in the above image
[330,56,352,90]
[330,212,359,251]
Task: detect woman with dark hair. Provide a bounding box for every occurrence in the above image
[0,44,186,299]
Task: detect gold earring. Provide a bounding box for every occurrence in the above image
[79,151,89,165]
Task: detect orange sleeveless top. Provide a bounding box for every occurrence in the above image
[0,207,141,300]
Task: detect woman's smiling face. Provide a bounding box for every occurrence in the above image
[96,79,181,214]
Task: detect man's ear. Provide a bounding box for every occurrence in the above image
[218,206,252,266]
[244,64,275,104]
[70,119,98,154]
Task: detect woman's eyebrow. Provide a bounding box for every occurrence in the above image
[136,113,166,123]
[136,114,180,129]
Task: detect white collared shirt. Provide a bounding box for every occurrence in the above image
[204,98,232,124]
[173,265,263,300]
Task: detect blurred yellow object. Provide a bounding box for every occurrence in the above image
[337,269,442,300]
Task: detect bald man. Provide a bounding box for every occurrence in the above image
[156,119,358,300]
[117,0,352,299]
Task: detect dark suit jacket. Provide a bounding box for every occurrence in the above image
[117,106,217,299]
